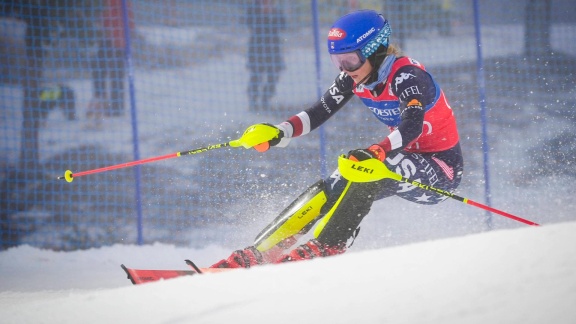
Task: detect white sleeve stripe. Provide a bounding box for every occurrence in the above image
[389,130,403,150]
[276,121,293,138]
[296,111,311,135]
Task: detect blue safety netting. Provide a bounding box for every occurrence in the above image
[1,0,575,250]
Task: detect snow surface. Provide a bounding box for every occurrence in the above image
[1,221,575,324]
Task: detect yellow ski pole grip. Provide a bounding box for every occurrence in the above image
[231,124,280,149]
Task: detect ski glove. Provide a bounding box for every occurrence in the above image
[348,144,386,162]
[253,123,292,152]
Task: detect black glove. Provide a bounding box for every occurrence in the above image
[347,144,386,162]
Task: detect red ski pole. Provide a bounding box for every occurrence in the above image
[394,176,540,226]
[57,123,281,183]
[57,142,232,183]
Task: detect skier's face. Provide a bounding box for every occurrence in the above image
[342,57,372,84]
[330,50,372,83]
[330,50,366,72]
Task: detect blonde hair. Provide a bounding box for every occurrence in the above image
[387,44,403,57]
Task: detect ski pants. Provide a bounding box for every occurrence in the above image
[316,143,463,247]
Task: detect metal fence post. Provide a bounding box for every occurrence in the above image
[472,0,493,229]
[120,0,144,244]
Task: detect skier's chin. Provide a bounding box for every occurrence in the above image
[348,74,362,83]
[347,72,368,84]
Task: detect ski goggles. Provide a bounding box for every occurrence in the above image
[330,50,367,72]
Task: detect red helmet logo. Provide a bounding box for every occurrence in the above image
[328,28,346,40]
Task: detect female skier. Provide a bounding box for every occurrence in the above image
[211,9,463,268]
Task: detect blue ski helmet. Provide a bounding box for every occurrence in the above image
[327,10,392,58]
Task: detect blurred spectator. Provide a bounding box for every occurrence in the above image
[436,0,453,36]
[87,0,134,124]
[524,0,551,59]
[3,0,52,169]
[37,84,76,127]
[244,0,286,112]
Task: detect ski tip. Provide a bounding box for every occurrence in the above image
[120,264,137,285]
[184,259,203,274]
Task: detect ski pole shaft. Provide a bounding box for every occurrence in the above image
[57,123,283,183]
[57,142,231,183]
[337,156,540,226]
[396,176,540,226]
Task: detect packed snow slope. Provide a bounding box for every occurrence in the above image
[1,221,575,324]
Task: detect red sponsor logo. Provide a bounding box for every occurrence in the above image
[328,28,346,40]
